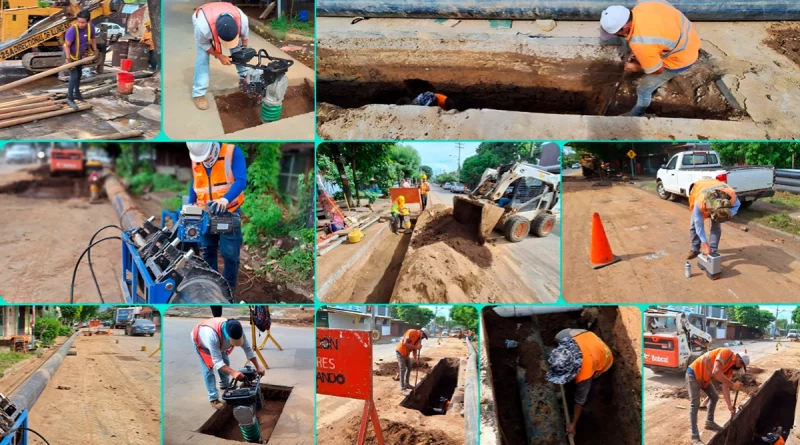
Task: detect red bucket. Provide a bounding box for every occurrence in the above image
[120,58,132,71]
[117,72,135,94]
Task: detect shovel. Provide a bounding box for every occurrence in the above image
[411,353,421,395]
[723,390,739,445]
[560,384,576,445]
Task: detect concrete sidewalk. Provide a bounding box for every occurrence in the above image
[162,0,314,140]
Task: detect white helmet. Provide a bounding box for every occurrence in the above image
[599,5,631,40]
[187,142,213,162]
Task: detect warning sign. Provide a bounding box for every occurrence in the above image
[627,150,637,159]
[316,328,373,400]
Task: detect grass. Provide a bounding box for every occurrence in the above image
[752,212,800,237]
[763,191,800,209]
[0,352,32,376]
[640,182,658,192]
[269,15,313,37]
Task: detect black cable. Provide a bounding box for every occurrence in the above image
[69,236,122,304]
[4,426,52,445]
[86,225,123,304]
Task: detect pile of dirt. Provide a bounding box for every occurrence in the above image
[765,22,800,68]
[374,360,431,377]
[659,386,690,399]
[215,91,263,134]
[340,417,459,445]
[410,210,492,268]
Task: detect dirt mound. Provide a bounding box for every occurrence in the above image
[374,361,430,377]
[410,209,492,268]
[765,22,800,68]
[341,417,458,445]
[659,386,690,399]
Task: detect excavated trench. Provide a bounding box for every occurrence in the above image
[214,83,314,134]
[707,369,798,445]
[0,176,88,199]
[400,358,460,416]
[197,384,292,443]
[317,43,745,120]
[483,307,641,445]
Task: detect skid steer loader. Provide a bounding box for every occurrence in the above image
[453,162,560,244]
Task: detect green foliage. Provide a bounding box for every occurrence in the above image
[712,142,800,168]
[792,307,800,325]
[59,306,81,324]
[390,145,422,180]
[435,172,458,184]
[752,212,800,236]
[58,325,73,337]
[477,142,540,164]
[460,150,499,187]
[764,191,800,209]
[776,318,788,329]
[420,165,434,178]
[262,228,315,282]
[450,306,478,330]
[363,191,381,204]
[79,306,99,322]
[733,306,776,330]
[96,310,115,321]
[242,196,287,246]
[318,143,398,205]
[129,172,185,195]
[35,318,61,346]
[161,195,183,211]
[435,316,447,327]
[396,307,435,328]
[243,143,282,194]
[0,352,30,375]
[269,14,313,36]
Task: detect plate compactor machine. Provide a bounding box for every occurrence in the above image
[231,48,294,123]
[223,367,264,443]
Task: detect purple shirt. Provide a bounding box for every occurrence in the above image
[64,22,93,58]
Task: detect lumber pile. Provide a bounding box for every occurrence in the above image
[0,94,91,129]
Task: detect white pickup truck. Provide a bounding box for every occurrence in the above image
[656,150,775,209]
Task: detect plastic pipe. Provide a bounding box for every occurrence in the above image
[9,332,79,410]
[492,306,584,318]
[104,174,148,231]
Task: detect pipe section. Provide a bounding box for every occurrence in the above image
[9,332,79,410]
[104,174,147,231]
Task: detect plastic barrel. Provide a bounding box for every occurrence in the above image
[117,72,135,95]
[120,58,132,71]
[111,40,129,67]
[127,42,150,72]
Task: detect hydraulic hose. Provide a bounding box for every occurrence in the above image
[86,225,123,304]
[69,236,125,303]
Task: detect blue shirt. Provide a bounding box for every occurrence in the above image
[189,145,247,213]
[692,197,741,243]
[64,23,93,58]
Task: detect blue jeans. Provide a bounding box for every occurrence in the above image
[197,349,231,401]
[631,70,681,116]
[200,214,242,292]
[689,218,722,253]
[192,44,249,98]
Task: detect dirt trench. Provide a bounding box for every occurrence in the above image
[400,358,460,416]
[483,306,642,445]
[198,385,292,443]
[0,166,89,199]
[214,84,314,134]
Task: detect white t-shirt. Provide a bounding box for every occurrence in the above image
[193,8,249,52]
[193,322,256,371]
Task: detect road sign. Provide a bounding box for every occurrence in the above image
[627,150,637,159]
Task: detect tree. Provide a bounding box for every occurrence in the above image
[318,143,397,206]
[792,306,800,325]
[435,172,458,185]
[396,306,435,328]
[420,165,433,178]
[59,306,82,324]
[460,150,499,187]
[78,306,100,322]
[390,145,422,180]
[450,306,478,331]
[712,142,800,168]
[435,315,447,327]
[776,318,788,329]
[733,306,776,330]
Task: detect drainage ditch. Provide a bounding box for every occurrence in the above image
[707,369,798,445]
[197,384,292,443]
[483,306,641,445]
[400,358,460,416]
[214,83,314,134]
[0,176,88,199]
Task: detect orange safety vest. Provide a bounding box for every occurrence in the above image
[574,331,614,384]
[191,143,245,212]
[68,23,93,61]
[627,0,701,73]
[192,317,234,369]
[688,178,737,219]
[434,94,448,110]
[420,182,430,195]
[689,348,736,388]
[195,2,242,54]
[776,437,785,445]
[396,329,422,357]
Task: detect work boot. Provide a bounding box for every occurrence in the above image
[687,250,700,260]
[66,98,79,110]
[691,435,705,445]
[210,400,224,410]
[75,93,86,102]
[704,421,723,431]
[405,385,414,390]
[193,96,209,110]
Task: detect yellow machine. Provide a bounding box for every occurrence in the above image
[0,0,121,71]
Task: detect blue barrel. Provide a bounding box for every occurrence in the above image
[317,1,800,21]
[298,10,309,21]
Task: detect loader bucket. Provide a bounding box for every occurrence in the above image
[452,195,506,245]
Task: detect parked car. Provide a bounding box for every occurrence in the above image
[4,144,36,164]
[102,320,112,327]
[788,329,798,339]
[450,183,466,193]
[126,319,156,337]
[443,182,453,190]
[656,150,775,209]
[449,328,463,338]
[86,147,112,166]
[572,163,581,169]
[441,330,449,336]
[96,22,125,38]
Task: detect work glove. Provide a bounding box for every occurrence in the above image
[208,198,229,215]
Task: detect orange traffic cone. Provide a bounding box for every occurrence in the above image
[589,212,620,269]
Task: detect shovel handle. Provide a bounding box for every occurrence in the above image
[560,384,576,445]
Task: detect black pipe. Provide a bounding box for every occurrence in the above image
[9,332,79,410]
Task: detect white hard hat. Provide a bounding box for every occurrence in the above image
[187,142,213,162]
[738,353,750,370]
[600,5,631,40]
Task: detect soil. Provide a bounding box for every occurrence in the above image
[341,417,459,445]
[28,332,160,444]
[280,84,315,119]
[764,22,800,68]
[215,85,314,134]
[261,33,314,69]
[0,336,68,395]
[410,210,492,268]
[562,179,800,302]
[401,358,459,416]
[374,360,430,377]
[341,225,412,303]
[237,277,313,303]
[201,386,291,442]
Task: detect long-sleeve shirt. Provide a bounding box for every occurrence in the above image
[193,8,249,52]
[193,323,256,372]
[189,145,247,213]
[692,197,741,243]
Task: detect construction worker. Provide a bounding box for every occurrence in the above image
[599,1,701,116]
[88,170,103,203]
[396,328,428,392]
[187,142,247,292]
[401,178,411,188]
[412,92,455,111]
[192,317,265,410]
[546,329,614,436]
[686,178,741,260]
[759,427,786,445]
[419,174,430,211]
[686,348,749,445]
[62,9,97,110]
[391,195,406,235]
[141,21,157,70]
[192,2,250,110]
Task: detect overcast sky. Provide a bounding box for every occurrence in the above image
[405,142,480,174]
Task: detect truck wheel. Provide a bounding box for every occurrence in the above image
[656,181,672,200]
[740,200,753,210]
[504,216,531,242]
[531,213,556,237]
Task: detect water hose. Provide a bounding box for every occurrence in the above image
[261,102,282,122]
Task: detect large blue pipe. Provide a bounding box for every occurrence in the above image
[317,1,800,21]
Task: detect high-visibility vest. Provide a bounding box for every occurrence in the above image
[191,143,245,212]
[627,0,701,73]
[192,317,234,369]
[688,178,736,219]
[396,329,422,357]
[689,348,736,388]
[68,23,93,61]
[574,331,614,383]
[434,94,448,110]
[420,182,430,195]
[195,2,242,54]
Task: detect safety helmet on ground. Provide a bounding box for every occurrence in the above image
[215,13,240,49]
[546,337,584,385]
[187,142,213,162]
[599,5,631,40]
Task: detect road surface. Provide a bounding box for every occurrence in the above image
[429,184,560,302]
[163,315,314,445]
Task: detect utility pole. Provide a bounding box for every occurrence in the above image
[455,142,463,177]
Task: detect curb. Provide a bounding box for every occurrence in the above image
[248,18,314,43]
[743,220,800,243]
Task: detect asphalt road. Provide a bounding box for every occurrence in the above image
[163,316,315,445]
[428,184,561,301]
